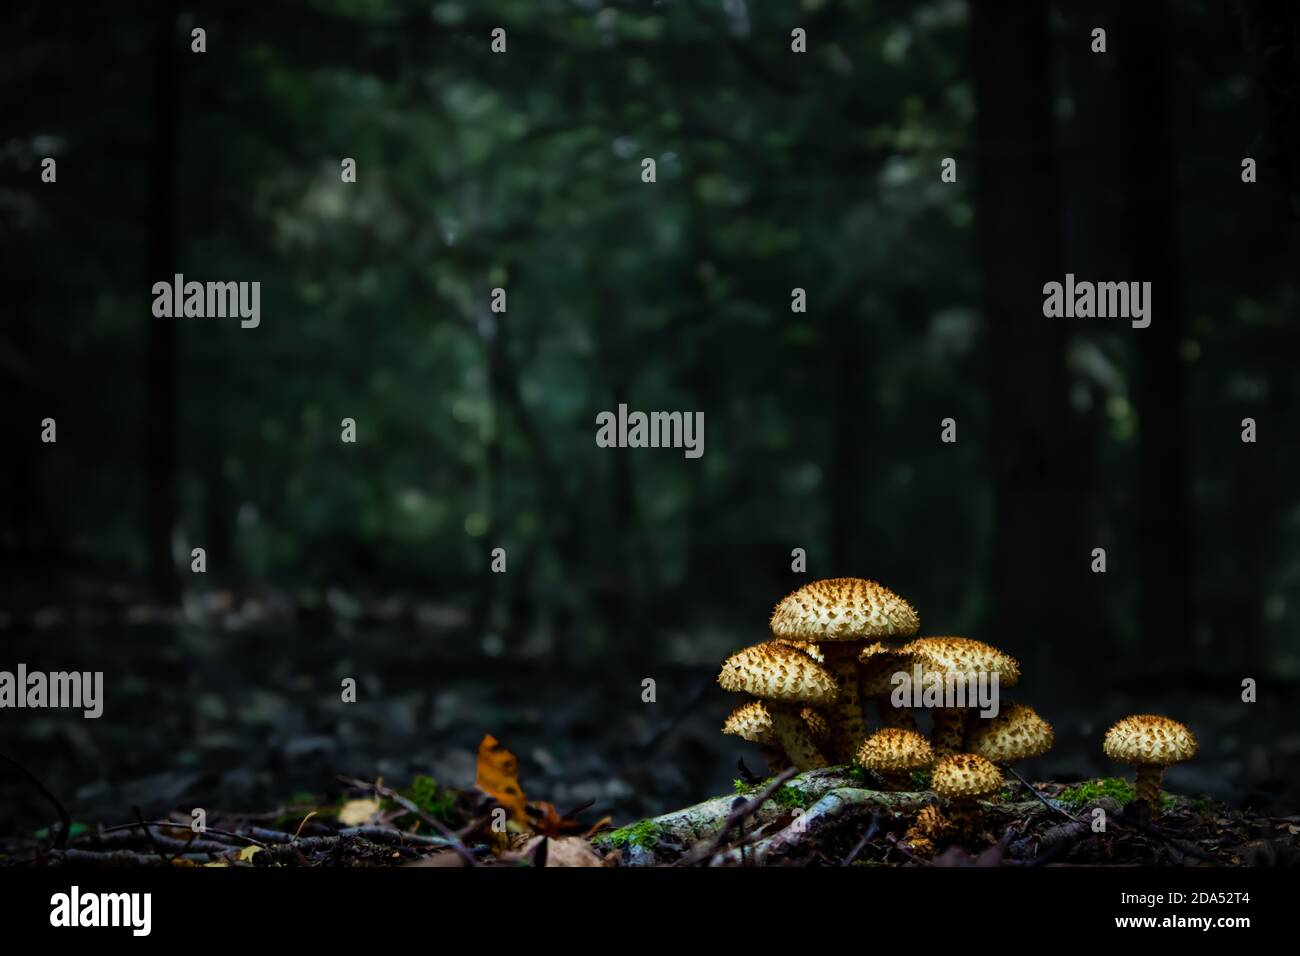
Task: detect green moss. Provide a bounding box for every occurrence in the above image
[597,819,662,850]
[773,785,811,809]
[1059,777,1136,806]
[910,769,932,790]
[386,774,458,827]
[847,763,870,786]
[1059,776,1182,810]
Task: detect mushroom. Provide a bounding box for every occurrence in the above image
[931,752,1003,836]
[722,701,790,773]
[858,641,918,731]
[1103,714,1198,813]
[722,701,832,774]
[903,803,952,857]
[904,636,1021,757]
[716,641,838,771]
[769,577,920,763]
[857,728,933,791]
[964,702,1054,767]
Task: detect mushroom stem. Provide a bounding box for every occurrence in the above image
[930,708,965,756]
[770,706,828,771]
[875,698,917,731]
[822,647,867,764]
[1134,764,1165,812]
[758,743,791,775]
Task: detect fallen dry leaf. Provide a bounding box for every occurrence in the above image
[475,734,529,826]
[520,836,608,867]
[339,798,382,826]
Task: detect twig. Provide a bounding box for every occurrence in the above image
[338,775,477,867]
[46,848,212,867]
[0,752,72,850]
[678,767,799,866]
[101,821,268,848]
[840,812,881,867]
[132,807,173,865]
[1005,766,1078,822]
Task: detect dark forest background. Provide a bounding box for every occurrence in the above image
[2,1,1298,832]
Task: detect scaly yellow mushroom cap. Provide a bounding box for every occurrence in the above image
[857,728,933,772]
[966,703,1054,764]
[716,641,838,705]
[769,578,919,642]
[1103,715,1198,767]
[722,701,775,743]
[904,636,1021,688]
[931,753,1003,800]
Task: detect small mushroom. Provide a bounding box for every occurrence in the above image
[903,803,952,858]
[858,642,917,730]
[964,702,1054,766]
[717,641,838,771]
[722,701,790,773]
[1103,714,1198,813]
[721,700,832,773]
[769,577,920,763]
[904,637,1021,756]
[931,753,1003,836]
[857,728,933,791]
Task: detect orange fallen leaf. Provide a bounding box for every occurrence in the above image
[528,802,576,838]
[475,734,530,826]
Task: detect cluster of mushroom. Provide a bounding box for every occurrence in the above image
[717,577,1199,851]
[717,578,1053,795]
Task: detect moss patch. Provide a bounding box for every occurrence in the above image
[596,819,662,850]
[1060,777,1136,806]
[910,769,933,791]
[1060,777,1182,810]
[385,774,459,828]
[773,785,812,809]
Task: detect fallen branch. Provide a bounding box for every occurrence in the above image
[611,767,864,859]
[677,767,798,866]
[711,788,932,866]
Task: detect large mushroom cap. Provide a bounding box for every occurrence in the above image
[769,577,919,642]
[716,641,838,705]
[931,753,1003,800]
[1103,715,1198,767]
[722,701,775,743]
[857,728,933,772]
[904,636,1021,688]
[966,703,1054,763]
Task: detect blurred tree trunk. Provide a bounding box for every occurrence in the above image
[971,5,1083,646]
[1118,0,1194,665]
[145,3,179,604]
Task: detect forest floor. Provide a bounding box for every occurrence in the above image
[2,584,1299,867]
[4,761,1299,867]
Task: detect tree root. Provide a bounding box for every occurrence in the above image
[606,766,1051,866]
[709,787,932,866]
